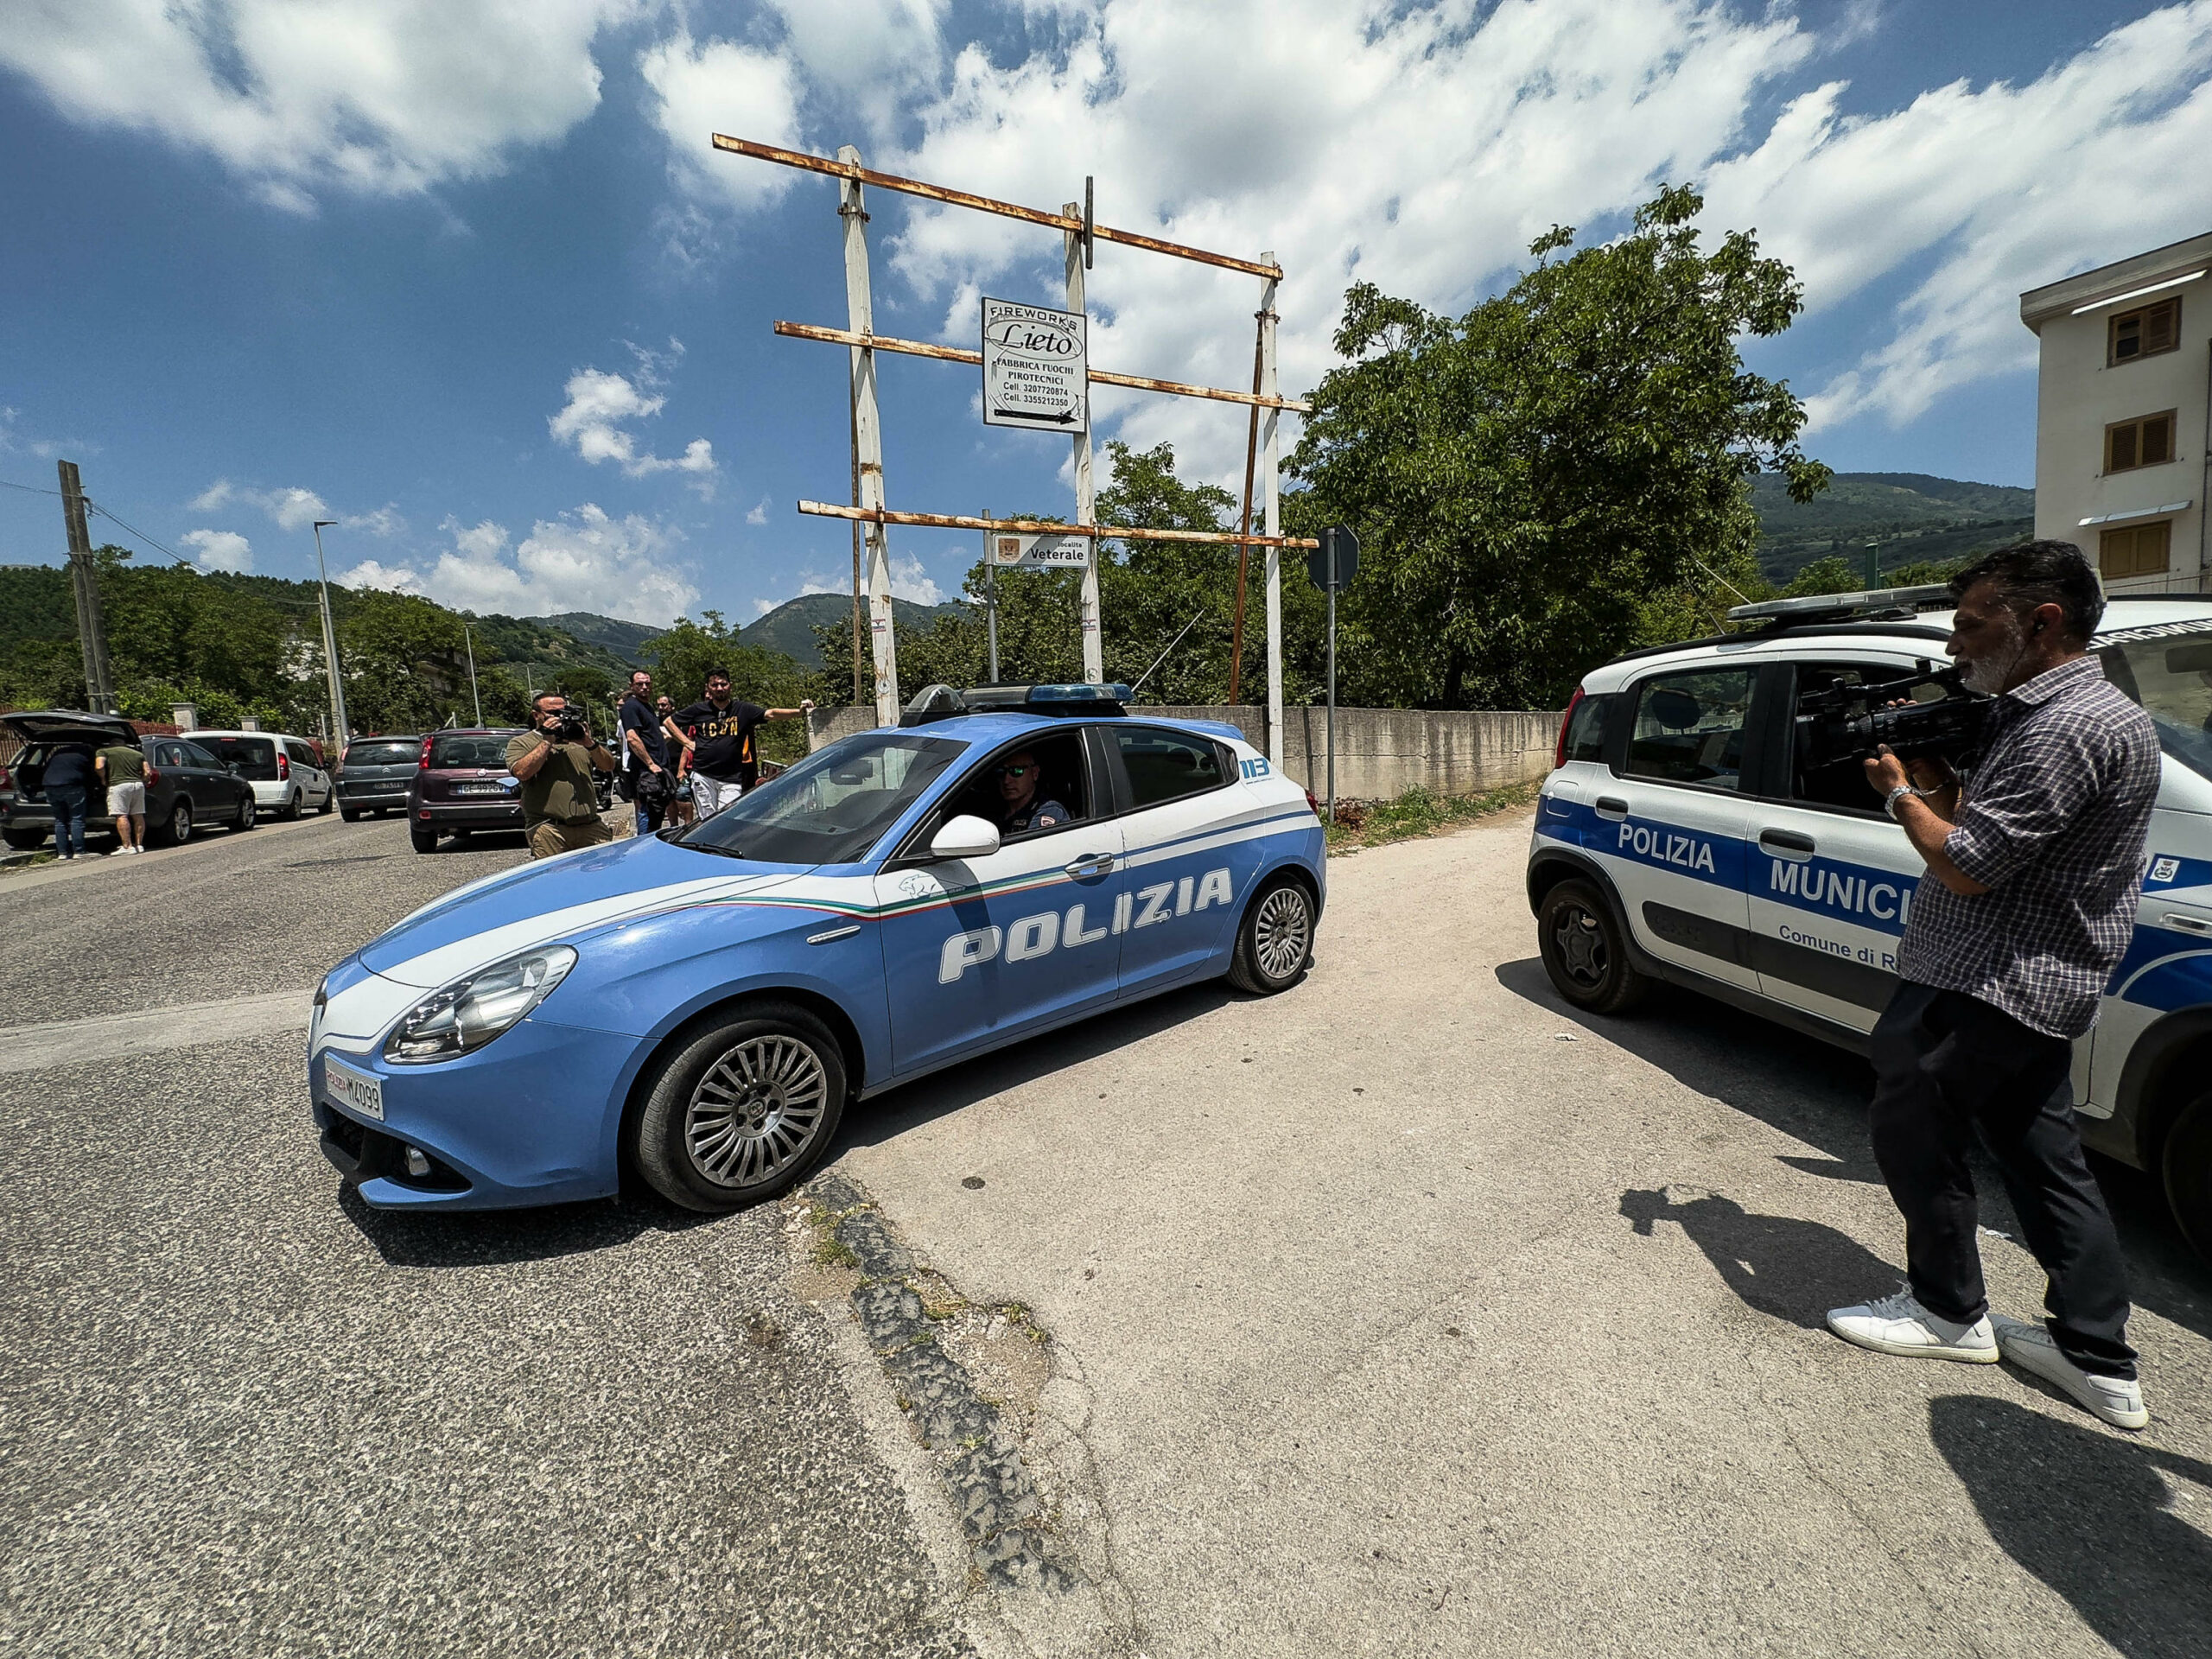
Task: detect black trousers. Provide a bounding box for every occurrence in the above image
[1868,982,2136,1377]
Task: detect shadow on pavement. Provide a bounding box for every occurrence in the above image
[1929,1395,2212,1657]
[336,1183,719,1268]
[836,980,1241,1154]
[1619,1186,1902,1330]
[1495,957,2212,1342]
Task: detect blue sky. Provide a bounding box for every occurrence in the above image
[3,1,2208,626]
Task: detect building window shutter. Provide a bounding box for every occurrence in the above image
[2108,423,2139,471]
[2100,521,2173,579]
[2143,411,2174,466]
[2108,296,2183,365]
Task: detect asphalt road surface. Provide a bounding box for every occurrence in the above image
[4,807,2209,1657]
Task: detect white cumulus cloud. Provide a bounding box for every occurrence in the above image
[746,496,772,525]
[180,528,252,573]
[1703,3,2212,427]
[798,556,944,606]
[337,505,699,625]
[640,29,806,216]
[0,0,645,209]
[548,366,718,493]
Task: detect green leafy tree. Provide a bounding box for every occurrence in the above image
[1289,184,1830,709]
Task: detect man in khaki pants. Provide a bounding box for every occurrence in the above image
[506,694,617,858]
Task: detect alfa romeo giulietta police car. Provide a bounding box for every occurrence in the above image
[310,684,1324,1211]
[1527,591,2212,1259]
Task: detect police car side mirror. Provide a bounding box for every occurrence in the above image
[929,814,1001,861]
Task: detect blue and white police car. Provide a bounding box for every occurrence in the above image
[310,683,1324,1212]
[1527,590,2212,1259]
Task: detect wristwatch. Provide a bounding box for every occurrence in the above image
[1883,784,1916,821]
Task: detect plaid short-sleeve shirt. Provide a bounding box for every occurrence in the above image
[1894,655,2160,1039]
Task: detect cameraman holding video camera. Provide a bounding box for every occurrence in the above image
[1826,541,2161,1431]
[505,691,618,860]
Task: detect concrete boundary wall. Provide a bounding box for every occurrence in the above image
[808,702,1563,800]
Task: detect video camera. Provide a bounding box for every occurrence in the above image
[1795,664,1991,772]
[543,700,591,746]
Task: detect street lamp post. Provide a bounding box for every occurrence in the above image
[310,519,351,744]
[462,622,483,727]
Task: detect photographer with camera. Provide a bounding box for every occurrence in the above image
[505,692,618,860]
[1826,541,2160,1431]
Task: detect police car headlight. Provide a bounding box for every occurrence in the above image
[383,945,576,1065]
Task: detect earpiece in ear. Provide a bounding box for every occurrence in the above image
[2031,617,2047,634]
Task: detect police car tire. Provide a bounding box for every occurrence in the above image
[633,1002,849,1213]
[2163,1090,2212,1265]
[1226,875,1315,995]
[1536,878,1649,1014]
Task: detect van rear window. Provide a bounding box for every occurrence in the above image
[346,741,419,767]
[429,734,515,770]
[191,735,278,779]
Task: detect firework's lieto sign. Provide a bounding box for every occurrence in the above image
[981,297,1087,433]
[988,531,1090,569]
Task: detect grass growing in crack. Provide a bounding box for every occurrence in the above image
[1325,779,1541,856]
[810,1232,860,1269]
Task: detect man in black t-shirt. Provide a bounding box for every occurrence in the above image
[669,666,812,819]
[616,670,673,835]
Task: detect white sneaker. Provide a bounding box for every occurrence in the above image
[1827,1284,1999,1363]
[1992,1314,2148,1430]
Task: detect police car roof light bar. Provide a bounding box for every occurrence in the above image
[1726,583,1952,625]
[898,682,1136,727]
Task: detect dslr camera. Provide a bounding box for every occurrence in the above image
[1796,664,1991,771]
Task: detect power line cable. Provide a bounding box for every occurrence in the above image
[0,477,65,497]
[84,500,193,567]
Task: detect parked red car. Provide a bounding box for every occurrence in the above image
[405,728,528,854]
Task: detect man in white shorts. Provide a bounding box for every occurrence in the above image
[96,736,148,855]
[667,667,811,820]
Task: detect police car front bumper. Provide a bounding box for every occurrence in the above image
[310,1018,647,1210]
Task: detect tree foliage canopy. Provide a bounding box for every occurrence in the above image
[1288,184,1829,709]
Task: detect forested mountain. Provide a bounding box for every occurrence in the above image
[0,556,806,734]
[1751,472,2034,584]
[741,593,969,668]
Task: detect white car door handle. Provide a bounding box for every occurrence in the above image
[2163,912,2212,936]
[1064,852,1116,878]
[1594,795,1629,821]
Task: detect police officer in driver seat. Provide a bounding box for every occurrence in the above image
[991,749,1069,836]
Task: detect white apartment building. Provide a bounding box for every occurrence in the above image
[2020,230,2212,594]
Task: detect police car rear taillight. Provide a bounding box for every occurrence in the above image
[1554,686,1585,770]
[1305,790,1322,818]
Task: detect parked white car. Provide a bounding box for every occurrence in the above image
[188,731,334,820]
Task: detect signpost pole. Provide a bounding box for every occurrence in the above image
[1065,203,1103,683]
[842,145,900,727]
[1326,542,1338,826]
[1258,256,1282,767]
[984,512,1000,683]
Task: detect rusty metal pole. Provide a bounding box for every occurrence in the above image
[1226,314,1266,706]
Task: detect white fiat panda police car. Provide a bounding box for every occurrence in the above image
[1527,588,2212,1260]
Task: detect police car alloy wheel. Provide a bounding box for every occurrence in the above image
[2164,1090,2212,1266]
[1537,879,1649,1014]
[1227,876,1314,995]
[633,1001,849,1212]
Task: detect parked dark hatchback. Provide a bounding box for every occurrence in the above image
[1,711,258,849]
[407,728,528,853]
[337,734,423,821]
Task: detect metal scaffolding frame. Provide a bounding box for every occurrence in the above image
[714,135,1313,762]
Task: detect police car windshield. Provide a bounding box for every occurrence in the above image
[2098,620,2212,783]
[677,730,967,865]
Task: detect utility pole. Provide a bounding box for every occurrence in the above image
[310,519,350,744]
[1227,313,1267,706]
[1066,199,1103,684]
[841,144,900,726]
[1257,254,1283,768]
[849,391,865,705]
[57,461,116,714]
[462,622,483,727]
[983,509,1000,683]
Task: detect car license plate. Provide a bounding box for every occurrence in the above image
[456,782,509,797]
[325,1056,385,1122]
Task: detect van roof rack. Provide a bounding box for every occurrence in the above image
[899,682,1135,727]
[1726,583,1951,626]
